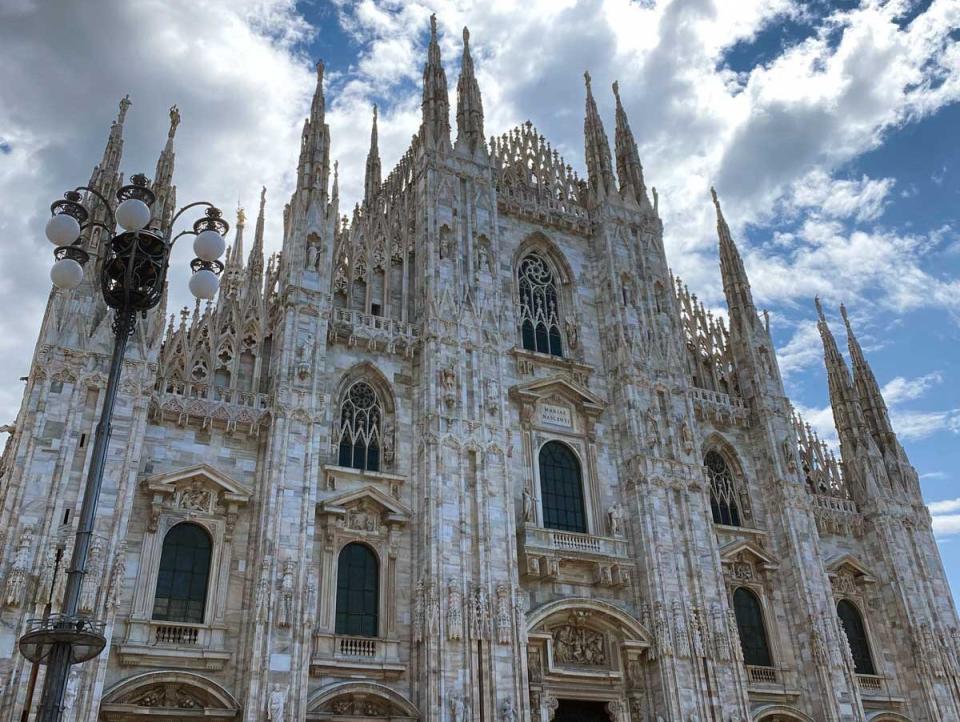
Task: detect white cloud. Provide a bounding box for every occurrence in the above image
[882,372,944,405]
[930,498,960,538]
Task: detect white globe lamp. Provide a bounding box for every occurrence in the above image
[50,257,84,290]
[189,269,219,300]
[193,229,226,262]
[115,198,151,232]
[45,214,81,247]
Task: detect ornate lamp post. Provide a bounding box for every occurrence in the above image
[18,173,228,722]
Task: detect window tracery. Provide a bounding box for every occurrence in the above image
[705,450,741,527]
[337,381,383,472]
[518,253,563,357]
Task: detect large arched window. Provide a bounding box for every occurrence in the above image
[539,441,586,533]
[338,381,382,472]
[733,587,772,667]
[706,450,741,526]
[837,600,875,675]
[518,253,563,357]
[152,523,212,624]
[335,543,379,637]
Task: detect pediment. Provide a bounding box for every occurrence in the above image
[825,553,876,583]
[510,375,605,416]
[318,485,412,526]
[719,539,779,571]
[142,464,252,505]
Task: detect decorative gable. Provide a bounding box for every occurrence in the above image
[826,553,877,595]
[510,375,606,430]
[318,485,412,531]
[720,539,779,583]
[142,464,252,538]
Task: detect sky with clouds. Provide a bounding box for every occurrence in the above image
[0,0,958,593]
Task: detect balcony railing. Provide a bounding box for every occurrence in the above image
[746,665,778,685]
[338,635,378,658]
[310,632,404,678]
[328,308,419,356]
[154,623,199,646]
[522,526,629,559]
[691,387,746,410]
[857,674,883,693]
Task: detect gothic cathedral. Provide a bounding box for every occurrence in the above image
[0,17,957,722]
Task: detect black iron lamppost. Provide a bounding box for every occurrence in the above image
[18,173,228,722]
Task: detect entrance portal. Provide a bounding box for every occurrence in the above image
[553,700,611,722]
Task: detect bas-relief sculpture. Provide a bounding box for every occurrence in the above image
[0,16,956,722]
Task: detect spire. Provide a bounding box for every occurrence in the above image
[332,160,339,203]
[583,71,615,199]
[455,26,485,153]
[420,14,451,150]
[712,187,757,328]
[295,60,331,198]
[841,304,895,442]
[612,81,649,208]
[99,94,131,178]
[151,104,180,230]
[364,106,381,204]
[225,205,246,281]
[248,186,266,287]
[816,298,866,447]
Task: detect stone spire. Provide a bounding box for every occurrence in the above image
[712,188,756,331]
[151,104,180,230]
[841,304,895,445]
[222,206,246,296]
[364,106,381,204]
[455,26,485,154]
[98,94,131,181]
[420,14,451,150]
[612,81,649,208]
[583,71,615,200]
[295,61,331,198]
[247,186,266,291]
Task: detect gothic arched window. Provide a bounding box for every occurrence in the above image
[837,600,875,675]
[706,450,741,526]
[518,253,563,357]
[335,542,379,637]
[338,381,382,472]
[152,523,212,624]
[539,441,586,533]
[733,587,772,667]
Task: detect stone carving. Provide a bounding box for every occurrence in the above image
[606,701,624,722]
[304,570,317,627]
[79,537,105,613]
[673,600,690,658]
[690,606,706,658]
[477,235,493,273]
[470,585,490,640]
[268,683,287,721]
[552,624,606,665]
[544,695,559,722]
[564,316,579,350]
[522,487,534,522]
[712,603,730,662]
[447,579,463,640]
[644,410,659,450]
[179,480,211,512]
[655,601,673,657]
[440,368,457,408]
[414,577,425,643]
[106,542,126,611]
[382,417,395,462]
[278,561,295,628]
[527,646,543,682]
[63,667,80,711]
[255,568,270,624]
[485,378,500,415]
[347,500,380,532]
[727,609,743,662]
[832,569,856,595]
[608,502,625,537]
[680,421,694,454]
[495,582,512,644]
[5,524,34,607]
[500,698,516,722]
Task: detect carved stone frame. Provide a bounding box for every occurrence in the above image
[119,465,250,670]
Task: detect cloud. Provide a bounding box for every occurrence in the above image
[882,372,944,405]
[930,497,960,538]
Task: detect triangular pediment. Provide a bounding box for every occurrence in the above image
[719,539,779,570]
[510,375,605,415]
[825,553,876,583]
[318,485,412,523]
[142,463,251,504]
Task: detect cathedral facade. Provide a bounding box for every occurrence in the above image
[1,17,958,722]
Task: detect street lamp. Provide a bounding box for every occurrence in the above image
[18,172,228,722]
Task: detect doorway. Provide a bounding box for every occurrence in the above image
[553,699,611,722]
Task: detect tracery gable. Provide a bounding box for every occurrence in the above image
[317,485,412,529]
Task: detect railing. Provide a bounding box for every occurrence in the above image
[857,674,883,692]
[552,531,602,553]
[154,624,199,646]
[156,379,271,410]
[690,387,746,410]
[812,494,858,515]
[330,308,418,338]
[338,636,378,658]
[746,665,778,684]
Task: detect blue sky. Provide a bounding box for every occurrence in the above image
[0,1,958,595]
